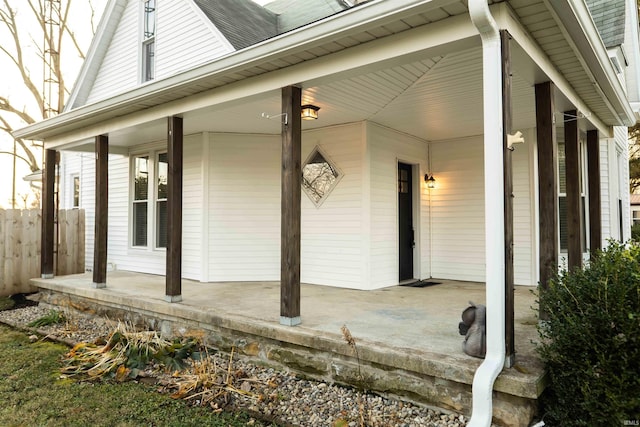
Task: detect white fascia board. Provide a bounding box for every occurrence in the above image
[545,0,636,126]
[493,3,612,136]
[33,9,480,148]
[14,0,462,142]
[64,0,127,112]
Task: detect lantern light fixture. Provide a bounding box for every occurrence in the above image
[424,174,436,189]
[301,104,320,120]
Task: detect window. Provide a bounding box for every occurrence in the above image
[142,0,156,82]
[302,146,343,207]
[131,152,167,249]
[72,175,80,208]
[558,136,587,252]
[633,210,640,225]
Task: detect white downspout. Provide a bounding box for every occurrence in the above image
[468,1,506,427]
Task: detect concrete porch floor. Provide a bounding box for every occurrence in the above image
[31,271,545,426]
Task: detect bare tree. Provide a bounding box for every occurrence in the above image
[0,0,96,206]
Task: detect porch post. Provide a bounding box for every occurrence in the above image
[41,149,56,279]
[500,30,515,367]
[564,110,582,270]
[280,85,302,326]
[587,129,601,259]
[92,135,108,288]
[165,116,183,303]
[535,82,558,313]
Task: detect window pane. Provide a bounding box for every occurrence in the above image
[156,200,167,248]
[302,147,341,206]
[143,40,155,82]
[133,202,148,246]
[558,142,566,194]
[134,156,149,200]
[559,196,567,251]
[73,176,80,207]
[144,0,156,39]
[157,152,168,200]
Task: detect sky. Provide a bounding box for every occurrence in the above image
[0,0,109,208]
[0,0,275,209]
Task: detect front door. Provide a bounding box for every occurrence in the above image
[398,163,414,281]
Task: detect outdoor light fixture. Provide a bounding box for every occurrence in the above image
[301,104,320,120]
[425,174,436,189]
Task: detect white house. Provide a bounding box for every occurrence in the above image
[35,0,636,290]
[15,0,640,423]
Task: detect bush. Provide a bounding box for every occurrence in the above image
[536,242,640,426]
[632,222,640,241]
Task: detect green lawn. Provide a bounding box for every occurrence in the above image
[0,324,266,426]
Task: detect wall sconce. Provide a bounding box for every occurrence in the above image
[301,104,320,120]
[424,174,436,189]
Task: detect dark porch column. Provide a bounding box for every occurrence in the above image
[535,82,558,309]
[165,116,183,303]
[41,149,56,278]
[564,110,582,270]
[501,30,515,367]
[280,85,302,326]
[587,130,601,259]
[92,135,108,288]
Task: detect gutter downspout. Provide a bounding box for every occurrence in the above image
[468,1,506,426]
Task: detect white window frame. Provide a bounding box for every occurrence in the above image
[140,0,156,83]
[130,148,167,251]
[557,134,589,253]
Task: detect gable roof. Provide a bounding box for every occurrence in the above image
[264,0,348,33]
[586,0,626,48]
[193,0,278,50]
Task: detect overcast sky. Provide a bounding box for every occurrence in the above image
[0,0,277,209]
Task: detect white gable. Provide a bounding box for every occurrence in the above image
[71,0,235,108]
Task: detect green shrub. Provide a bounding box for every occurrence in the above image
[536,242,640,426]
[632,222,640,242]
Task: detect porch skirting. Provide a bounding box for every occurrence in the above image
[30,272,545,427]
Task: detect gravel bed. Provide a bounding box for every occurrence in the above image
[0,303,467,427]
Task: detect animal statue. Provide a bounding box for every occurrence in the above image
[458,301,486,358]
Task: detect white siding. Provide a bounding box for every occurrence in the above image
[429,137,485,282]
[600,138,612,244]
[182,134,203,280]
[155,1,234,80]
[86,0,139,104]
[208,133,281,282]
[512,131,535,286]
[368,123,428,288]
[85,0,234,105]
[616,126,631,241]
[301,124,364,288]
[81,155,96,272]
[206,124,366,288]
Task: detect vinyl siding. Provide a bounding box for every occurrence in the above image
[429,137,485,282]
[301,124,364,288]
[155,0,234,80]
[600,138,612,244]
[512,131,535,286]
[86,0,139,104]
[182,135,204,280]
[368,122,428,288]
[208,133,281,282]
[86,0,235,105]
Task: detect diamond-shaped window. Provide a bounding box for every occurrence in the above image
[302,146,343,207]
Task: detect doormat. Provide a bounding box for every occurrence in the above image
[400,280,441,288]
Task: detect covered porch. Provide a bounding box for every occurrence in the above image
[31,271,544,427]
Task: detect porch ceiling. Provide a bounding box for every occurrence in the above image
[15,0,631,149]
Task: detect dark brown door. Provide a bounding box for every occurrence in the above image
[398,163,414,281]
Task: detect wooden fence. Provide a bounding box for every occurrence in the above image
[0,209,85,297]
